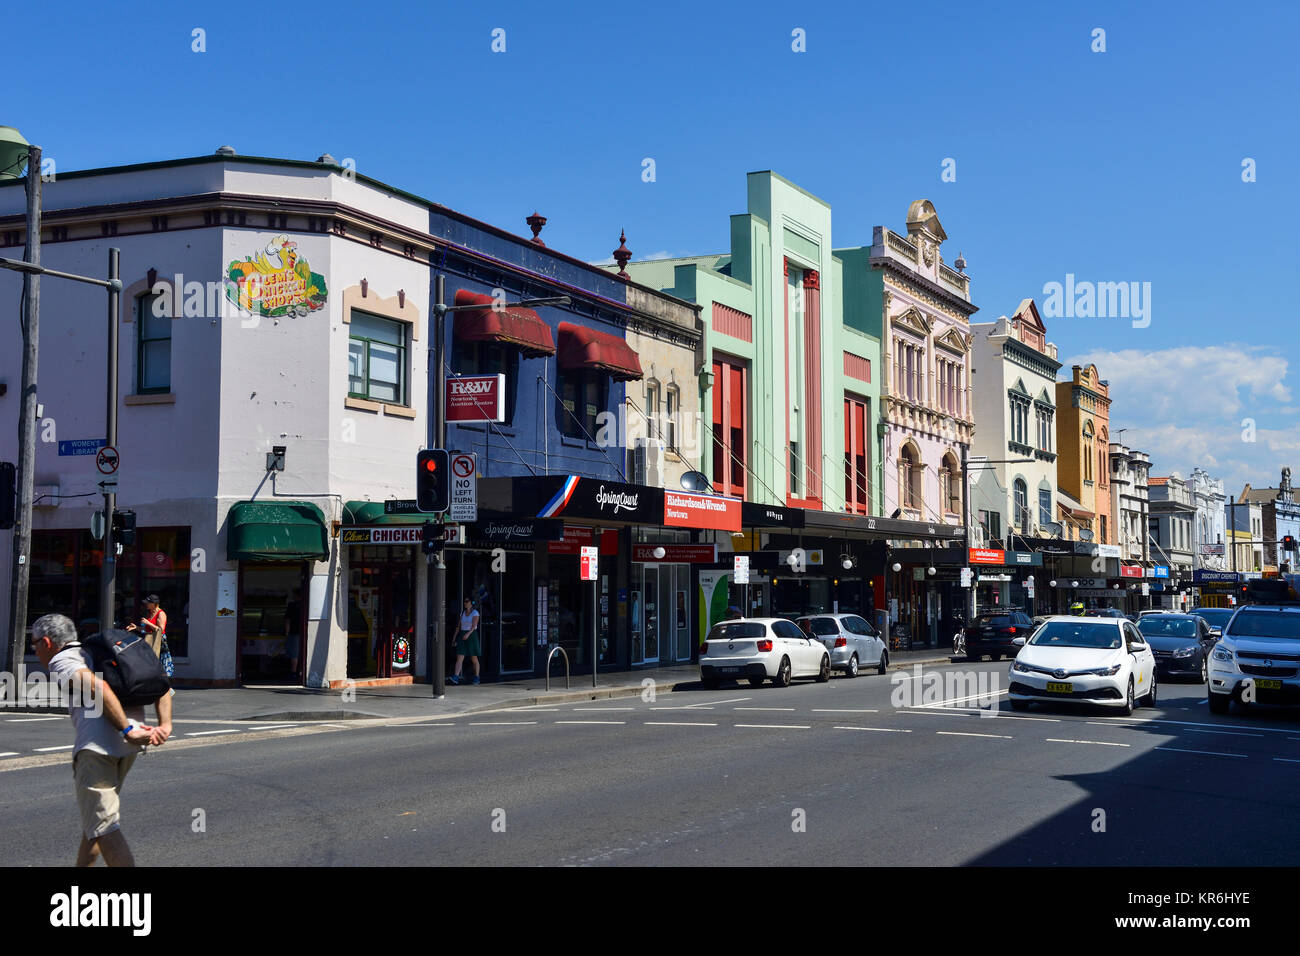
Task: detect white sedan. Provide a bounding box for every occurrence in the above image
[700,618,831,688]
[1007,615,1157,715]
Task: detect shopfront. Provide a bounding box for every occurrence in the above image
[338,511,426,680]
[630,541,712,665]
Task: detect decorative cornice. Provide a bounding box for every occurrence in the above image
[872,257,978,317]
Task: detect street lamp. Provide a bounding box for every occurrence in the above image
[426,275,569,696]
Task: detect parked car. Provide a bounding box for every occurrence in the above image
[1008,615,1157,714]
[1191,606,1234,638]
[1137,613,1217,682]
[958,610,1036,661]
[699,618,831,689]
[1207,603,1300,714]
[796,613,888,677]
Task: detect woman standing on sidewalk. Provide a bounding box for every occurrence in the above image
[449,597,481,685]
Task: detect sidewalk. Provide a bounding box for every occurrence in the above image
[5,647,959,722]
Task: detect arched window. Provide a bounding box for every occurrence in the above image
[899,443,920,512]
[941,451,961,515]
[1014,479,1029,534]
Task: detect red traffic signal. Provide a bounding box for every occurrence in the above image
[416,449,449,513]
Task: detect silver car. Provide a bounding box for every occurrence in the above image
[796,613,889,678]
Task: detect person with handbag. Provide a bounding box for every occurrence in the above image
[448,597,481,685]
[127,594,174,681]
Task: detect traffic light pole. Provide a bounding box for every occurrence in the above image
[98,248,120,633]
[429,274,448,698]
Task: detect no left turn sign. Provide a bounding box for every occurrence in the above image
[96,446,119,475]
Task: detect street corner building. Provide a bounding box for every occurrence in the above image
[0,148,708,687]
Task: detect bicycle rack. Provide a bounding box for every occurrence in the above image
[545,645,570,691]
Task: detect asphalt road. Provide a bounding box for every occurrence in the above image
[4,660,1299,866]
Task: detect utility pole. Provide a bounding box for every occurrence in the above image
[6,143,39,684]
[428,274,448,698]
[97,248,120,631]
[960,442,973,621]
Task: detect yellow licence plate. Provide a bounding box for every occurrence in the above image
[1046,682,1073,694]
[1256,679,1282,690]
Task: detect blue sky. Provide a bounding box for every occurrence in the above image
[7,0,1298,493]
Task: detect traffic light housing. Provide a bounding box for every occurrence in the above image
[417,449,449,513]
[112,509,136,547]
[1283,534,1297,553]
[0,461,14,530]
[421,520,445,556]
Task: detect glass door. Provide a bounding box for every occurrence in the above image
[674,565,691,661]
[643,565,660,663]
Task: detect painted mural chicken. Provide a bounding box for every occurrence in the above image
[226,234,328,316]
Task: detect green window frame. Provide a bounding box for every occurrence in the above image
[136,293,171,394]
[349,310,408,405]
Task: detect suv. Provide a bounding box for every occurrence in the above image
[1206,581,1300,714]
[959,610,1035,661]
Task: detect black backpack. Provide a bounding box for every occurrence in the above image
[75,629,171,708]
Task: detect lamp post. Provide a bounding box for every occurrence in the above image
[427,274,568,696]
[1,129,123,692]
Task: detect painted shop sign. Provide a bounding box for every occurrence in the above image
[663,491,742,532]
[340,526,461,545]
[969,548,1006,565]
[1120,564,1144,578]
[631,544,719,564]
[447,374,506,423]
[537,476,661,523]
[225,235,328,317]
[472,518,563,542]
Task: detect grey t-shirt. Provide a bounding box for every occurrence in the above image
[48,646,146,758]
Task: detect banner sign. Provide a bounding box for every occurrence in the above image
[1151,566,1169,578]
[1120,564,1144,578]
[1194,569,1240,583]
[969,548,1006,565]
[472,518,564,542]
[632,544,719,563]
[664,491,742,532]
[740,502,806,529]
[536,477,661,524]
[447,374,506,423]
[548,527,619,556]
[1097,544,1122,558]
[340,526,462,546]
[1006,551,1043,566]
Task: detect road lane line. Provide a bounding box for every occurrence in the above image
[915,690,1009,707]
[650,706,712,711]
[34,745,74,752]
[937,731,1013,739]
[555,720,625,725]
[469,721,538,726]
[734,723,810,730]
[572,707,636,712]
[1045,738,1131,748]
[813,708,879,713]
[833,726,911,733]
[0,752,20,757]
[1274,757,1300,764]
[644,721,717,727]
[6,716,63,722]
[1186,728,1265,738]
[1155,746,1247,758]
[185,729,240,737]
[897,709,974,718]
[687,697,750,708]
[735,707,796,712]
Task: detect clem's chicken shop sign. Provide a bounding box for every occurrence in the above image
[225,235,328,317]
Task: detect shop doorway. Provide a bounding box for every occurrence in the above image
[239,563,307,685]
[632,563,691,664]
[444,548,535,678]
[347,546,417,679]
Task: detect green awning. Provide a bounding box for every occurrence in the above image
[341,501,429,525]
[227,501,329,562]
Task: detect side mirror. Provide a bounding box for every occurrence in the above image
[1011,637,1026,647]
[1131,641,1149,653]
[1209,627,1222,638]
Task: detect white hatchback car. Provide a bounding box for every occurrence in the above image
[1008,615,1157,714]
[700,618,831,688]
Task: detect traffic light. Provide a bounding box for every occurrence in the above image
[1283,535,1297,553]
[112,509,136,546]
[417,449,449,513]
[0,461,14,530]
[421,520,445,556]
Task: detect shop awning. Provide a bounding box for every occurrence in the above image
[557,322,643,381]
[342,501,428,526]
[453,289,556,357]
[227,501,329,562]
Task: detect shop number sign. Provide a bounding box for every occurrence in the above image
[580,545,599,581]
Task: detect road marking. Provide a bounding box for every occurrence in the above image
[555,720,625,725]
[469,721,538,726]
[650,706,712,711]
[0,752,20,757]
[897,709,974,718]
[813,708,879,713]
[572,707,636,712]
[735,707,796,712]
[833,726,911,733]
[251,724,295,732]
[1186,728,1264,738]
[185,729,240,737]
[688,697,750,708]
[734,723,810,730]
[34,745,74,752]
[1082,716,1299,735]
[1275,757,1300,764]
[915,690,1009,707]
[644,721,717,727]
[1045,738,1131,748]
[937,731,1013,739]
[5,716,63,722]
[1155,746,1247,758]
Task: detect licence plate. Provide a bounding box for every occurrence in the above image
[1255,679,1282,690]
[1045,682,1073,694]
[720,667,740,674]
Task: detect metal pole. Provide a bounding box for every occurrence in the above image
[428,274,447,697]
[98,248,120,633]
[7,144,40,687]
[1230,501,1238,575]
[960,443,973,620]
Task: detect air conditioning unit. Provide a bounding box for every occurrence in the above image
[631,437,665,487]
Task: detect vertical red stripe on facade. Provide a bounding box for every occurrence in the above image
[783,258,791,500]
[844,351,871,383]
[712,302,753,343]
[803,270,822,501]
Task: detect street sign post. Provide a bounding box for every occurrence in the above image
[449,452,477,522]
[580,544,599,688]
[733,555,750,584]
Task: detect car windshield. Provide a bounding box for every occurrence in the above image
[1194,609,1233,627]
[1029,621,1122,649]
[1138,618,1197,638]
[707,622,765,641]
[1225,611,1300,640]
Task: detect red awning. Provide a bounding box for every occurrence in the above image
[556,322,643,381]
[453,290,555,357]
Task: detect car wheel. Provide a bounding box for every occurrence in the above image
[1199,657,1208,684]
[877,650,888,675]
[747,676,766,688]
[773,658,791,688]
[1142,670,1157,707]
[1208,691,1231,715]
[1010,698,1029,711]
[990,653,1001,662]
[1120,678,1135,717]
[845,654,859,679]
[816,655,831,683]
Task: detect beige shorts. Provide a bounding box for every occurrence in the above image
[73,750,138,840]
